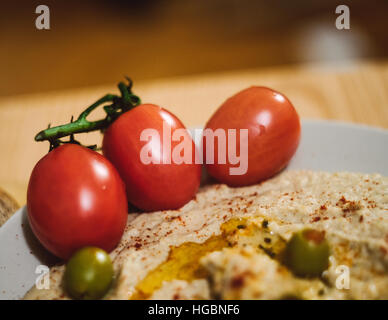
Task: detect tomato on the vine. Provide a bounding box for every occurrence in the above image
[102,104,201,211]
[27,144,128,260]
[203,86,301,186]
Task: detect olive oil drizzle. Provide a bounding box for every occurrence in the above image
[130,217,286,299]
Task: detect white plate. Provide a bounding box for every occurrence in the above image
[1,120,387,300]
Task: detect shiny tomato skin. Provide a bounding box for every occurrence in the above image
[27,144,128,260]
[102,104,201,212]
[204,86,300,186]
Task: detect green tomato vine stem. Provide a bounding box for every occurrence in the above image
[34,78,141,148]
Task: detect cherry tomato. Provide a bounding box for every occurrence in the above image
[102,104,201,211]
[27,144,128,260]
[203,86,300,186]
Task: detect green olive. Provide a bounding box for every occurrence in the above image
[64,247,114,300]
[283,229,330,278]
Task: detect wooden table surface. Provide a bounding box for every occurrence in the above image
[1,60,387,205]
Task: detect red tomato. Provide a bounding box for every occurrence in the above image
[203,86,300,186]
[102,104,201,211]
[27,144,128,260]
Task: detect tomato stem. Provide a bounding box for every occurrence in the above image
[34,78,141,146]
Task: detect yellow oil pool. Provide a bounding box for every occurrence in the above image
[130,217,284,299]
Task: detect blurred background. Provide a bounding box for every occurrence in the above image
[0,0,387,206]
[0,0,387,96]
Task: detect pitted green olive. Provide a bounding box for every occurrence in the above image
[283,229,330,278]
[64,247,114,300]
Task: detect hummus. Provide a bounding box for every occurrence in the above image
[24,170,388,300]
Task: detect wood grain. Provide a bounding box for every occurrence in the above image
[0,187,19,226]
[0,60,387,205]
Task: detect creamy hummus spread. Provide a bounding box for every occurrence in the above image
[24,170,388,300]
